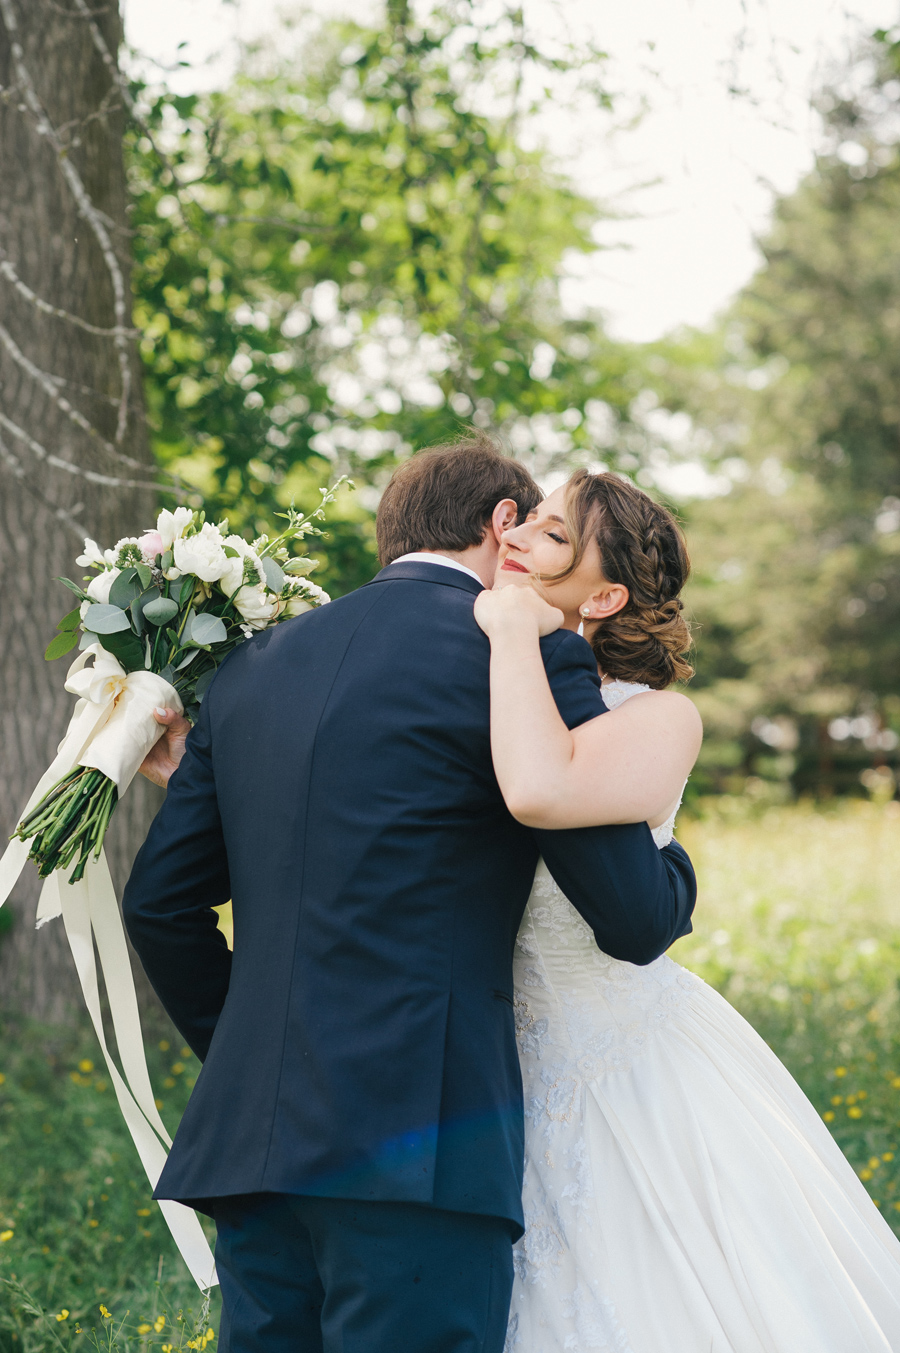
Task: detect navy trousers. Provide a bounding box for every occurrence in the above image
[213,1193,515,1353]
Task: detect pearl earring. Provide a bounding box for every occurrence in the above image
[577,606,590,638]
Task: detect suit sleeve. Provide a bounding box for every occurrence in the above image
[122,689,233,1060]
[532,631,697,965]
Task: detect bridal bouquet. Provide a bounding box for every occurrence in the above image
[0,485,342,1290]
[14,490,335,886]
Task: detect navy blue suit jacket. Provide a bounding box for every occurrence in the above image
[124,561,696,1235]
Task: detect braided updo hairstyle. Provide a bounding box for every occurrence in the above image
[558,470,693,689]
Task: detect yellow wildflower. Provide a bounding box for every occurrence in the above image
[99,1305,111,1319]
[891,1077,900,1089]
[88,1219,99,1228]
[206,1328,215,1341]
[860,1168,873,1181]
[154,1315,166,1333]
[162,1346,173,1352]
[830,1095,843,1105]
[822,1110,835,1122]
[868,1157,881,1170]
[848,1106,863,1119]
[834,1066,847,1078]
[55,1310,69,1322]
[136,1208,151,1217]
[137,1324,152,1335]
[0,1230,13,1243]
[78,1059,93,1073]
[883,1152,894,1161]
[158,1040,170,1051]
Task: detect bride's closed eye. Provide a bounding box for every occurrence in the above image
[546,530,567,545]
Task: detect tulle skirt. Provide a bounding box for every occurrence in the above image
[507,973,900,1353]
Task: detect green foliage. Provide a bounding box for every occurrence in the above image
[127,6,632,594]
[0,1023,219,1351]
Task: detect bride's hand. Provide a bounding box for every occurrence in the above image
[474,583,564,640]
[139,707,191,788]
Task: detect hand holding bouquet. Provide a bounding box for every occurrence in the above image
[13,486,340,885]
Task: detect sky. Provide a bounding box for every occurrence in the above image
[122,0,900,342]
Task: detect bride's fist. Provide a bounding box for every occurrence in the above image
[474,583,564,639]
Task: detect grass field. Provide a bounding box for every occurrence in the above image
[1,799,899,1348]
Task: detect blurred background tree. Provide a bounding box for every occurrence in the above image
[127,0,636,595]
[632,26,900,803]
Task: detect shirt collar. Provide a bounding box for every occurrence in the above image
[390,552,485,587]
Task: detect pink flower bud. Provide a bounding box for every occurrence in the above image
[140,530,164,562]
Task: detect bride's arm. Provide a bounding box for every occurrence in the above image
[474,585,702,830]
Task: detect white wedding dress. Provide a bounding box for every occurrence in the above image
[506,679,900,1353]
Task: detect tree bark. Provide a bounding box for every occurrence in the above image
[0,0,162,1020]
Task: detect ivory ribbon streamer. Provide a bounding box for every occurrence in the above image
[0,645,217,1290]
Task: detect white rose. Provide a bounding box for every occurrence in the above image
[75,537,106,569]
[219,535,264,598]
[173,522,229,583]
[234,584,279,630]
[156,506,195,551]
[85,567,121,606]
[283,596,313,618]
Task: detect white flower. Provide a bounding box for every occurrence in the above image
[233,584,280,630]
[113,537,145,569]
[173,522,229,583]
[85,567,121,606]
[283,596,313,618]
[299,580,330,605]
[156,506,195,551]
[76,538,106,569]
[218,535,265,598]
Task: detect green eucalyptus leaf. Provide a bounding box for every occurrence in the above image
[194,666,217,701]
[109,568,142,610]
[143,597,180,626]
[83,603,132,634]
[56,576,88,601]
[57,606,82,633]
[175,648,200,671]
[136,562,153,589]
[97,628,145,673]
[161,550,174,571]
[179,575,196,606]
[189,612,228,645]
[261,557,285,592]
[159,663,176,685]
[44,630,79,662]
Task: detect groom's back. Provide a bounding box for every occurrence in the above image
[157,562,538,1230]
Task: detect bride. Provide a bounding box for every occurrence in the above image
[474,468,900,1353]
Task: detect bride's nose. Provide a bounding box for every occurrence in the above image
[501,521,528,551]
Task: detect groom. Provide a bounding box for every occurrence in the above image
[125,434,696,1353]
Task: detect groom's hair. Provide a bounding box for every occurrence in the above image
[376,433,542,565]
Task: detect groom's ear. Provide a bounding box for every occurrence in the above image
[489,498,519,543]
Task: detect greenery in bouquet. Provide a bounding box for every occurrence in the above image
[15,482,346,884]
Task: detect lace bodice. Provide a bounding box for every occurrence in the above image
[600,678,681,847]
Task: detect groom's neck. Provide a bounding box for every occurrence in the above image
[415,544,498,589]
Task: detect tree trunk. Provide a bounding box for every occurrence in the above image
[0,0,162,1020]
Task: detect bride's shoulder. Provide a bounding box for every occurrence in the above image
[603,681,702,739]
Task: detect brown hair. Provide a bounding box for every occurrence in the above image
[376,432,542,565]
[557,469,693,689]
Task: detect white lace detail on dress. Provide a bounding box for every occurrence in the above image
[507,678,693,1350]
